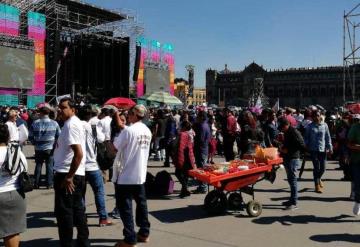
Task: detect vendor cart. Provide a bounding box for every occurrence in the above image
[188,158,283,217]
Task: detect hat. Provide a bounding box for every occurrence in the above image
[352,114,360,119]
[102,105,118,112]
[132,104,147,118]
[278,118,290,130]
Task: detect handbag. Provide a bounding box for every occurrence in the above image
[2,143,33,193]
[18,171,34,193]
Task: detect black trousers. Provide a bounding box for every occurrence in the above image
[223,136,236,161]
[54,173,90,247]
[175,162,192,192]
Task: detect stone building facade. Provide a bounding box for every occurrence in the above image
[206,62,359,109]
[174,78,206,106]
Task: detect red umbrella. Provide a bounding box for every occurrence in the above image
[346,103,360,114]
[104,97,136,109]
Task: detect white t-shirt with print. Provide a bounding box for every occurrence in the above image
[6,121,19,142]
[0,146,28,193]
[54,116,86,176]
[113,121,152,184]
[82,121,104,172]
[98,116,112,141]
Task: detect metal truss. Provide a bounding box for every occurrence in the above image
[343,3,360,103]
[249,77,268,108]
[1,0,142,103]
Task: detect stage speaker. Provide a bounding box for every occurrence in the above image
[133,45,141,82]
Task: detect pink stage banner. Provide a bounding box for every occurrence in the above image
[0,89,17,95]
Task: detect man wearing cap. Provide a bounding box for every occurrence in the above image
[112,105,152,247]
[347,113,360,215]
[29,105,61,189]
[305,110,333,193]
[278,118,306,210]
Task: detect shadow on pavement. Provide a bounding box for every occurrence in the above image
[254,188,287,193]
[19,238,120,247]
[297,178,343,182]
[252,214,354,226]
[309,233,360,243]
[21,238,58,247]
[150,205,220,223]
[27,212,57,228]
[271,196,351,203]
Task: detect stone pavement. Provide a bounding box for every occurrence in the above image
[1,145,360,247]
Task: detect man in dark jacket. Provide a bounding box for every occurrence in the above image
[193,111,211,193]
[279,118,306,210]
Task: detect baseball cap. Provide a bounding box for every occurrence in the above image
[131,104,147,117]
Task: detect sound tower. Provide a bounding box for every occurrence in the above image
[133,45,141,82]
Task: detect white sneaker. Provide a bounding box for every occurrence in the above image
[353,202,360,216]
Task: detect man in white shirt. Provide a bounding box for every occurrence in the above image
[78,105,113,227]
[113,105,151,247]
[98,108,113,141]
[53,98,90,247]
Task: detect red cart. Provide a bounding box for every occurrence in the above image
[188,158,283,217]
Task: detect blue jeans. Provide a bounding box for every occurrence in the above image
[310,151,327,185]
[85,170,108,220]
[351,162,360,203]
[284,158,300,205]
[115,184,150,245]
[34,149,54,187]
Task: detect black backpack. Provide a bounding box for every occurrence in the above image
[145,172,155,196]
[92,125,116,170]
[154,170,174,196]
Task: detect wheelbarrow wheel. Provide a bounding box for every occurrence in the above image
[204,190,227,215]
[228,192,244,210]
[246,200,262,217]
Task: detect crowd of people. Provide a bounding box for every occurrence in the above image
[0,100,360,246]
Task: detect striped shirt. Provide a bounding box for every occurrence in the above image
[29,116,61,151]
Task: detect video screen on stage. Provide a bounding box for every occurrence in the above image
[144,68,170,94]
[0,46,35,89]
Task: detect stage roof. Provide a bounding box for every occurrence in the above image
[63,0,127,21]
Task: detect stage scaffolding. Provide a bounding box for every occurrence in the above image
[35,0,144,103]
[1,0,144,104]
[343,3,360,103]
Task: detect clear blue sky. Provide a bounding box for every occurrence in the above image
[88,0,359,87]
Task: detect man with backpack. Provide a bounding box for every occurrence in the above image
[78,106,113,227]
[97,107,116,182]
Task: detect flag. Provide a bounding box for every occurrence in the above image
[272,98,279,112]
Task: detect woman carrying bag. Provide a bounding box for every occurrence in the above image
[0,123,28,247]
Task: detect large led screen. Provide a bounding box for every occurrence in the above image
[0,46,34,89]
[144,68,170,94]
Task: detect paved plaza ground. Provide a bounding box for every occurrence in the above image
[1,145,360,247]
